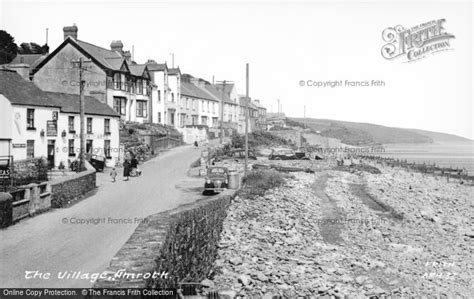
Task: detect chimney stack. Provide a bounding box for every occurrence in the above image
[123,50,132,62]
[63,24,78,40]
[110,40,124,53]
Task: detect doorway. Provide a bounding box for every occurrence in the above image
[47,140,55,168]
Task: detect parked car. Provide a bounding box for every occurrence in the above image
[203,166,229,194]
[268,148,298,160]
[230,148,257,160]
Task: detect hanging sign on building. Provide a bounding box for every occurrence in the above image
[46,120,58,136]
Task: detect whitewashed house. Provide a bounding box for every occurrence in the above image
[0,70,120,168]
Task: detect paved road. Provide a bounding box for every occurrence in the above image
[0,144,209,288]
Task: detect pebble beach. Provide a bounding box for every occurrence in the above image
[208,162,474,298]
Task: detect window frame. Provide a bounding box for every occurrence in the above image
[86,117,93,134]
[26,108,35,130]
[26,140,34,158]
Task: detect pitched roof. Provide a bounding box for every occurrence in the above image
[44,91,119,117]
[129,64,147,76]
[146,62,168,72]
[0,70,57,108]
[9,54,47,68]
[0,70,119,117]
[168,67,181,75]
[252,100,266,109]
[205,84,235,104]
[75,39,124,70]
[239,96,258,110]
[181,81,215,101]
[214,82,235,95]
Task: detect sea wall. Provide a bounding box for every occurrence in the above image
[94,191,235,288]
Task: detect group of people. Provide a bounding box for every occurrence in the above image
[109,152,142,182]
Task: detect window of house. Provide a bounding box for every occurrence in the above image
[170,113,175,125]
[136,101,147,117]
[158,90,161,103]
[104,140,111,158]
[121,74,126,90]
[113,73,121,89]
[202,100,205,112]
[68,139,75,156]
[192,99,195,110]
[158,112,161,123]
[68,116,75,132]
[207,101,210,113]
[87,118,92,134]
[137,79,143,94]
[171,93,174,102]
[26,140,34,158]
[113,97,126,115]
[104,118,110,134]
[86,140,93,154]
[26,109,35,129]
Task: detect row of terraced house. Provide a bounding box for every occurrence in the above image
[0,24,267,169]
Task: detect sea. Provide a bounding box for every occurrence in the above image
[377,142,474,174]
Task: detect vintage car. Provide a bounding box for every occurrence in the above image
[229,148,257,160]
[269,148,310,160]
[203,166,229,194]
[268,148,298,160]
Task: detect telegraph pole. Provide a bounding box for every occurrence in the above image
[72,58,91,171]
[216,79,234,144]
[244,63,249,176]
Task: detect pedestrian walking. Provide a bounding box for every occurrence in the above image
[123,160,131,181]
[110,168,117,182]
[194,140,198,149]
[131,155,141,177]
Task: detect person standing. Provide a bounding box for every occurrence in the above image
[194,140,198,149]
[131,155,140,177]
[110,168,117,182]
[123,159,131,181]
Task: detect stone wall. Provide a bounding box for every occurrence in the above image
[94,191,235,288]
[50,168,96,208]
[12,157,48,186]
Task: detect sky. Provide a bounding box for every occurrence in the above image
[1,0,473,139]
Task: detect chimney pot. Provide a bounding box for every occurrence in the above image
[110,40,124,53]
[63,24,78,40]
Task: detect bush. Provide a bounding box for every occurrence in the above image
[239,169,290,198]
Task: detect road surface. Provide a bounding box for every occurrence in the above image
[0,143,208,288]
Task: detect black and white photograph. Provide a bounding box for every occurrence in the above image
[0,0,473,298]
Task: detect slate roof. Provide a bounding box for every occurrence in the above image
[76,39,124,70]
[129,64,147,76]
[239,97,258,110]
[168,67,181,75]
[9,54,47,68]
[146,62,168,72]
[181,81,215,101]
[0,70,119,117]
[204,84,235,104]
[252,100,266,109]
[0,70,56,108]
[45,91,119,117]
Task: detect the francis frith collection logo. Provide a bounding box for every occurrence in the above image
[381,19,455,62]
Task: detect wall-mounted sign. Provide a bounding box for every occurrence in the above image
[0,157,11,179]
[52,111,58,121]
[46,120,58,136]
[12,143,26,148]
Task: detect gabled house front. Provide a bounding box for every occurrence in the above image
[31,24,152,124]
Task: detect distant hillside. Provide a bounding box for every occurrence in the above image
[289,118,470,146]
[406,129,473,143]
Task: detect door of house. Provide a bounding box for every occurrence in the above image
[47,140,55,168]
